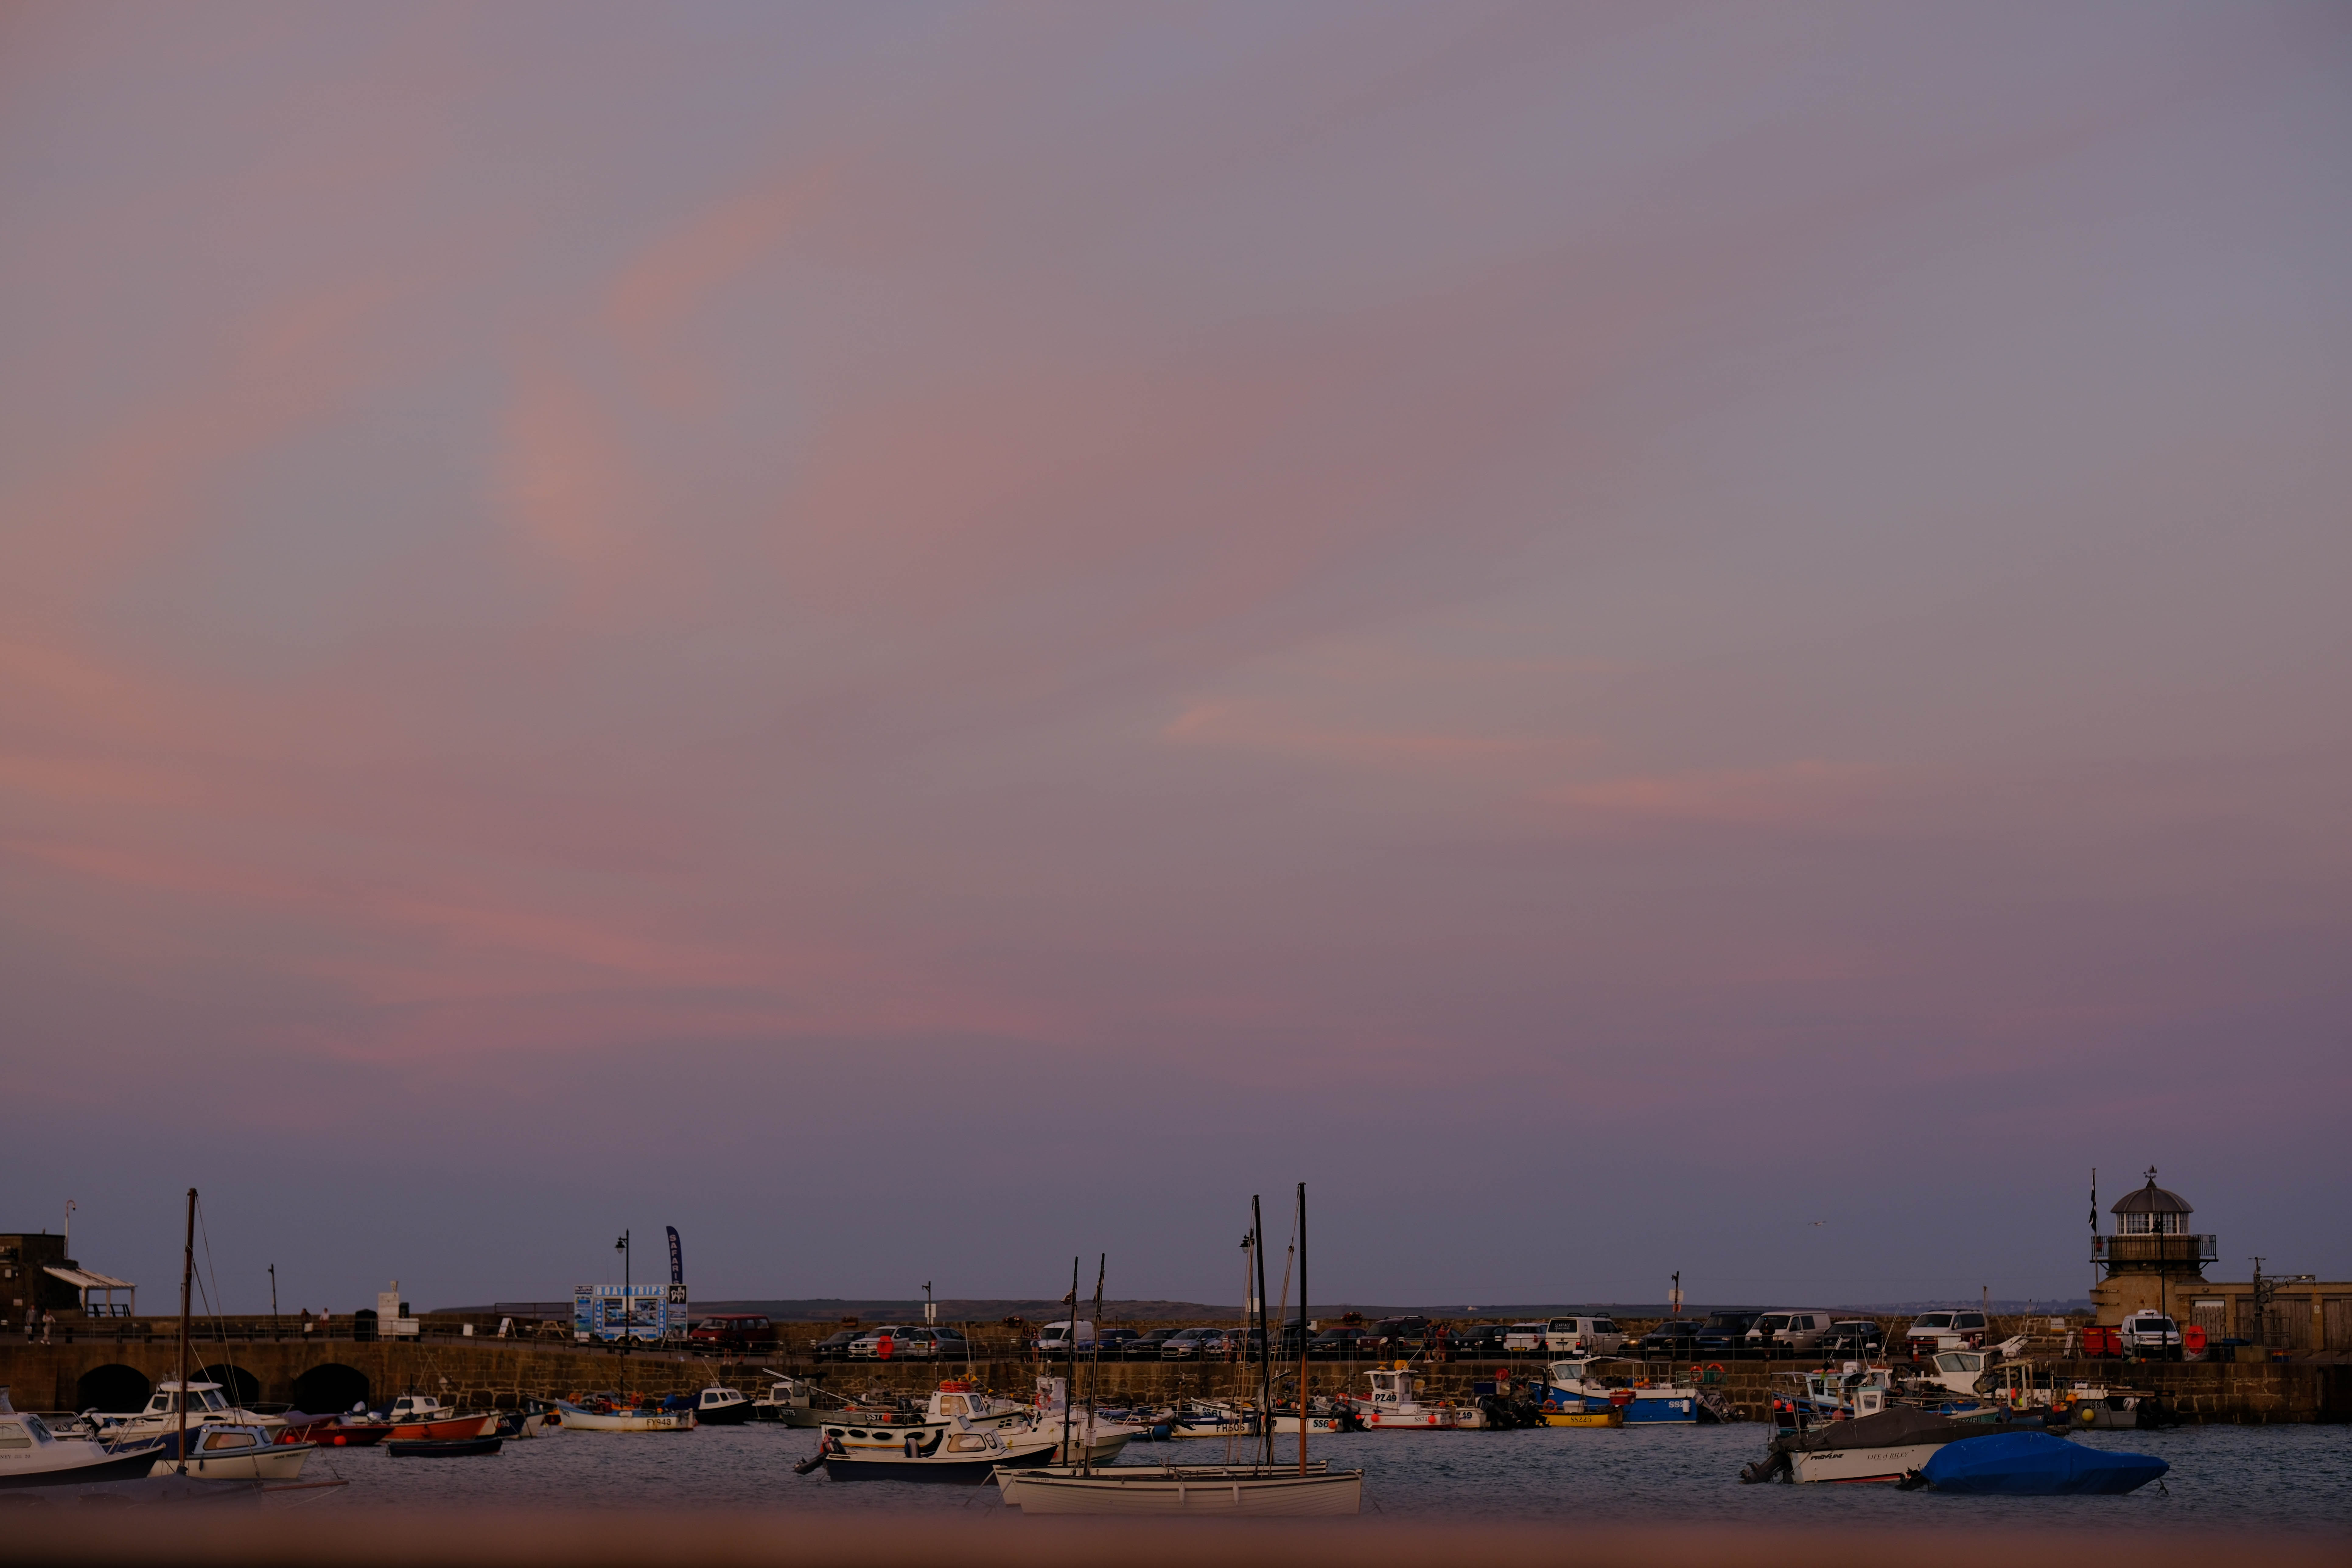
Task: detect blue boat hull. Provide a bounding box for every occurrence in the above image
[1538,1391,1699,1425]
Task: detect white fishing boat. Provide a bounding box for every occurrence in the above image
[995,1461,1363,1516]
[90,1381,290,1443]
[552,1398,694,1432]
[145,1423,314,1480]
[0,1391,167,1488]
[1742,1402,1987,1484]
[1349,1365,1455,1429]
[1027,1378,1143,1463]
[815,1424,1059,1482]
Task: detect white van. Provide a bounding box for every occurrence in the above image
[1543,1316,1624,1354]
[1035,1320,1096,1351]
[1744,1310,1835,1351]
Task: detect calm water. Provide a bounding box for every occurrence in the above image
[310,1420,2351,1530]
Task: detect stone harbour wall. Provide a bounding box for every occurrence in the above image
[1,1338,2344,1423]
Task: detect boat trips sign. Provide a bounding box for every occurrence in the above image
[574,1283,689,1342]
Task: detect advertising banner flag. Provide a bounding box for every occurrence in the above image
[667,1226,684,1286]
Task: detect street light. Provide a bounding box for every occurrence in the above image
[616,1231,631,1288]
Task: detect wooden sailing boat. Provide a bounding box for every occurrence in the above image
[992,1188,1364,1516]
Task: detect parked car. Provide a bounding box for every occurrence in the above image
[2116,1311,2184,1360]
[1157,1327,1216,1361]
[1446,1323,1508,1357]
[1819,1319,1886,1356]
[850,1325,961,1359]
[1638,1318,1707,1354]
[1745,1310,1836,1353]
[811,1328,862,1362]
[1092,1327,1141,1355]
[1502,1321,1549,1353]
[1125,1328,1182,1360]
[688,1314,774,1350]
[1903,1310,1989,1356]
[1695,1311,1763,1356]
[1362,1316,1432,1356]
[1309,1327,1370,1359]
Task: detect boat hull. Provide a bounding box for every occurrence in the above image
[821,1439,1059,1484]
[389,1415,497,1441]
[146,1441,313,1480]
[694,1402,755,1426]
[0,1446,168,1488]
[387,1436,504,1458]
[1542,1410,1626,1428]
[555,1405,693,1432]
[1789,1441,1948,1483]
[995,1467,1363,1516]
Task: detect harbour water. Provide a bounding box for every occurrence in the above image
[311,1422,2352,1529]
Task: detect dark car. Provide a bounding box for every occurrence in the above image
[1445,1323,1508,1357]
[1309,1328,1368,1359]
[1638,1318,1707,1354]
[810,1328,862,1362]
[1125,1328,1181,1360]
[1694,1311,1763,1356]
[1157,1327,1216,1361]
[1818,1320,1886,1356]
[1362,1316,1432,1356]
[688,1314,774,1350]
[1095,1328,1141,1355]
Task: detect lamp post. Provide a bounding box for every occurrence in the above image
[268,1263,278,1340]
[616,1231,631,1287]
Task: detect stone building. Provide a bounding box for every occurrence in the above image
[0,1233,137,1327]
[2088,1171,2351,1352]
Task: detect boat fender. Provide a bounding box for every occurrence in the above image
[2077,1404,2099,1424]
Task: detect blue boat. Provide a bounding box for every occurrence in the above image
[1913,1430,2167,1495]
[1539,1359,1716,1424]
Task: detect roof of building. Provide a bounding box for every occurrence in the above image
[2111,1170,2192,1216]
[43,1266,135,1290]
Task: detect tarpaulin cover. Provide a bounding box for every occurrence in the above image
[1920,1430,2168,1495]
[1773,1405,1989,1455]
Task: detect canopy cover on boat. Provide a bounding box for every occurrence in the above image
[1919,1430,2168,1495]
[1771,1405,1988,1455]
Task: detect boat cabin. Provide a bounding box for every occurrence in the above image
[135,1382,233,1419]
[697,1388,747,1412]
[386,1395,449,1421]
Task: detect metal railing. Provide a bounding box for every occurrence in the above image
[2092,1234,2218,1264]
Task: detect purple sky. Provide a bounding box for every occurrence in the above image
[4,3,2348,1315]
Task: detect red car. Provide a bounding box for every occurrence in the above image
[688,1314,774,1350]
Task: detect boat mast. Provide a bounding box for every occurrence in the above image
[1297,1181,1308,1475]
[1086,1254,1104,1477]
[1253,1193,1270,1465]
[177,1187,194,1475]
[1062,1255,1077,1469]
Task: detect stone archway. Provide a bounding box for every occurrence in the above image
[75,1363,152,1415]
[194,1362,261,1405]
[290,1362,370,1416]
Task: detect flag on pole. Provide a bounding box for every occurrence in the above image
[667,1226,684,1286]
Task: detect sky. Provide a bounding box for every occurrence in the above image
[3,2,2348,1317]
